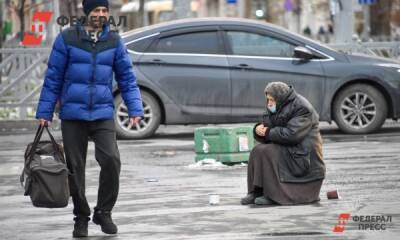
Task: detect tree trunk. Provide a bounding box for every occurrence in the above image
[370,1,392,40]
[60,0,79,17]
[389,0,400,40]
[0,0,3,83]
[73,0,79,16]
[0,0,4,49]
[18,0,26,42]
[137,0,145,28]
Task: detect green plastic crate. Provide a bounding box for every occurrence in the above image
[194,125,255,154]
[195,152,250,164]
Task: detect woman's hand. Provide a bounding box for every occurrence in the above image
[255,125,268,137]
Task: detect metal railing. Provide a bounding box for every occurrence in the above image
[0,41,399,120]
[0,48,50,119]
[329,41,400,59]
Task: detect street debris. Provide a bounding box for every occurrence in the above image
[185,158,247,170]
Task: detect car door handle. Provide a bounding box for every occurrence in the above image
[234,64,252,69]
[151,59,166,64]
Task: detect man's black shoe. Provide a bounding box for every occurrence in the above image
[93,210,118,234]
[73,216,89,238]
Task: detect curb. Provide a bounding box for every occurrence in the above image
[0,120,61,134]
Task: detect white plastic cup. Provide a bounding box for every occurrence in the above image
[209,194,220,205]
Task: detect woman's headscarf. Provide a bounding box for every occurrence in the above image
[264,82,291,107]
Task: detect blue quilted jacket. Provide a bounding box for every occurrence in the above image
[36,23,143,121]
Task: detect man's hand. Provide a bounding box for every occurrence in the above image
[39,118,51,127]
[255,124,268,137]
[130,117,141,126]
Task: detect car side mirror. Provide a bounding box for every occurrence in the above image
[294,46,314,60]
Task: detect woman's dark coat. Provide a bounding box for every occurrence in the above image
[254,87,325,183]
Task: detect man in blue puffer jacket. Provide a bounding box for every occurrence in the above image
[35,0,143,237]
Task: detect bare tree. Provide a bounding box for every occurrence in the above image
[18,0,26,42]
[60,0,79,17]
[0,0,3,83]
[13,0,54,38]
[370,0,392,40]
[137,0,145,27]
[391,0,400,39]
[0,0,4,49]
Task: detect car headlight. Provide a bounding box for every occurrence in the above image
[377,63,400,72]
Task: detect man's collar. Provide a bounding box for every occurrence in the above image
[77,21,110,42]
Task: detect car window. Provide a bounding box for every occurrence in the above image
[126,35,156,53]
[149,31,221,54]
[226,31,296,58]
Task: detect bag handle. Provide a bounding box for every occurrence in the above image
[21,124,45,186]
[20,124,66,186]
[25,125,45,162]
[27,125,65,164]
[44,126,66,164]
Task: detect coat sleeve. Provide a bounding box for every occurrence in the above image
[113,38,144,117]
[35,33,68,121]
[265,106,313,145]
[253,123,272,144]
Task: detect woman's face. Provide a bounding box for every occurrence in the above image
[266,94,276,108]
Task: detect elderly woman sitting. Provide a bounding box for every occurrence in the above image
[241,82,326,205]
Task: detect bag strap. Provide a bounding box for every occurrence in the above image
[24,125,44,159]
[26,125,45,165]
[20,125,68,186]
[21,124,45,186]
[44,126,66,164]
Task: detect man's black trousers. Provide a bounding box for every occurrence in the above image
[61,120,121,217]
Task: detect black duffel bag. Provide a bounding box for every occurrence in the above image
[20,125,70,208]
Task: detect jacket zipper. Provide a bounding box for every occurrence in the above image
[89,42,96,119]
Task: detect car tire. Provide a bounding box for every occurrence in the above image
[114,91,161,139]
[333,84,387,134]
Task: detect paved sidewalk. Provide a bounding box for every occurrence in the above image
[0,127,399,239]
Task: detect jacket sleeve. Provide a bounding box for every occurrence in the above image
[35,33,68,121]
[113,38,144,117]
[265,106,313,145]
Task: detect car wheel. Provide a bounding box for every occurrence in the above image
[114,91,161,139]
[333,84,387,134]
